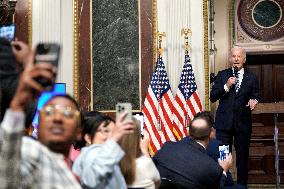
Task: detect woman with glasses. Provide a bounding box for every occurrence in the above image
[72,111,135,189]
[73,111,114,149]
[71,111,113,162]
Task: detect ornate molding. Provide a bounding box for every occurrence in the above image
[28,0,32,46]
[0,0,17,24]
[234,0,284,53]
[203,0,209,111]
[73,0,79,101]
[229,0,235,50]
[236,29,251,43]
[152,0,157,67]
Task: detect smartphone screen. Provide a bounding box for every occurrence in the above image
[219,145,229,160]
[0,24,15,42]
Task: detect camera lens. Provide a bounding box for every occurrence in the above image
[43,44,50,51]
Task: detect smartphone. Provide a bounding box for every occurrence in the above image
[116,103,132,122]
[0,24,15,42]
[219,145,229,160]
[133,112,144,135]
[34,43,61,90]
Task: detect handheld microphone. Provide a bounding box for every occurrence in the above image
[233,66,238,78]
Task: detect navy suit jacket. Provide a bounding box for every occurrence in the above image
[210,68,260,132]
[153,140,226,189]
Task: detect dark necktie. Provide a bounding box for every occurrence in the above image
[235,72,240,92]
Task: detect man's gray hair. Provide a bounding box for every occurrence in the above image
[231,46,246,62]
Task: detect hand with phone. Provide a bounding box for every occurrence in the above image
[219,145,229,160]
[10,48,56,111]
[218,153,233,173]
[33,43,60,91]
[110,111,135,142]
[140,132,150,157]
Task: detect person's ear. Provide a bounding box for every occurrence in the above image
[75,127,82,141]
[84,134,92,145]
[209,127,216,140]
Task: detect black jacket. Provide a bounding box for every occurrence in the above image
[210,68,260,132]
[153,140,226,189]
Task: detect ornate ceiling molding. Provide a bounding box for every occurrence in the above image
[234,0,284,54]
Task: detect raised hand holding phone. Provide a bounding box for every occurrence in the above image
[10,48,56,111]
[34,43,60,91]
[111,111,135,142]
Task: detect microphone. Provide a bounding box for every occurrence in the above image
[233,66,238,78]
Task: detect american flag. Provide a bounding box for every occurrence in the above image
[142,54,176,154]
[172,54,202,139]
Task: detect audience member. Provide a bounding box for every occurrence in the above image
[153,112,233,189]
[72,111,135,189]
[0,38,36,130]
[180,111,234,186]
[70,111,105,162]
[0,45,82,188]
[120,118,160,189]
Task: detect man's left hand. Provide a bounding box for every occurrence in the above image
[246,99,258,110]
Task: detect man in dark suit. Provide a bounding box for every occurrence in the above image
[210,47,260,188]
[179,111,234,187]
[153,114,233,189]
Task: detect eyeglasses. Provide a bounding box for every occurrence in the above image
[97,128,110,135]
[40,105,80,119]
[97,120,112,135]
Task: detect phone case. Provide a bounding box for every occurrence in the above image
[34,43,61,67]
[116,103,132,121]
[34,43,61,90]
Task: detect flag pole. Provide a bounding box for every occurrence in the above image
[156,31,166,131]
[157,31,166,56]
[181,28,191,55]
[181,28,192,128]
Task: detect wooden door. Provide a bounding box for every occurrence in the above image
[246,54,284,183]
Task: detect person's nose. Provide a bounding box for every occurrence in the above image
[236,56,241,62]
[53,111,64,123]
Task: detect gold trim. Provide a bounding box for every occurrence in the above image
[181,28,192,54]
[28,0,32,46]
[153,0,158,67]
[227,0,237,52]
[90,1,93,110]
[138,0,142,110]
[203,0,210,111]
[73,0,79,101]
[229,0,235,52]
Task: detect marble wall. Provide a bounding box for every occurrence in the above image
[92,0,139,110]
